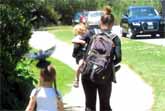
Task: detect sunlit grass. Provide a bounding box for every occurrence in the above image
[47,25,74,44]
[122,38,165,111]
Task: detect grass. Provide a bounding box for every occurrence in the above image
[46,25,74,44]
[47,26,165,111]
[48,58,75,95]
[122,39,165,111]
[27,57,75,95]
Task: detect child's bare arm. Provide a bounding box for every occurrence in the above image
[25,96,36,111]
[72,38,86,44]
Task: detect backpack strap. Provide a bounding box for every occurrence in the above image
[94,28,102,35]
[103,32,117,40]
[34,88,41,97]
[103,32,117,48]
[54,80,62,100]
[94,29,117,41]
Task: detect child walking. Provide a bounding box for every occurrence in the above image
[72,23,87,88]
[25,65,61,111]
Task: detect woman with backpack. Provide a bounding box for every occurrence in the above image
[80,13,122,111]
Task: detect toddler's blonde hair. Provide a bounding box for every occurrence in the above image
[73,23,87,36]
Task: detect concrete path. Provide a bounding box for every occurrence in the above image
[136,38,165,47]
[29,31,154,111]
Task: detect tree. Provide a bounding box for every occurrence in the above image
[53,0,107,24]
[0,0,59,109]
[161,0,165,17]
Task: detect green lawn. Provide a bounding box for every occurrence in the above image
[47,25,74,44]
[47,26,165,111]
[48,58,75,95]
[122,39,165,111]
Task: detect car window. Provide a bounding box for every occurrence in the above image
[129,7,158,17]
[88,12,103,18]
[74,12,82,19]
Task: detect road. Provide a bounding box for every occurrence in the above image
[135,38,165,46]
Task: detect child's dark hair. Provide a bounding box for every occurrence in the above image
[40,65,56,82]
[101,14,114,26]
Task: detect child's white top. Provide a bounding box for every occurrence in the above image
[30,87,57,111]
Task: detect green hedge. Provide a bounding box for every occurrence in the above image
[0,3,35,109]
[0,0,61,109]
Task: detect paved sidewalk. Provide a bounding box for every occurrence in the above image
[29,31,154,111]
[136,38,165,47]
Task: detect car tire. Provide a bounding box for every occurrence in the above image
[160,32,165,38]
[151,34,156,38]
[122,32,127,37]
[121,28,127,37]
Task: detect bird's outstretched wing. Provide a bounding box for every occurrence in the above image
[25,45,55,60]
[44,45,56,58]
[25,46,55,68]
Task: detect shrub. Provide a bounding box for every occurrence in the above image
[30,0,61,28]
[0,0,60,109]
[53,0,108,24]
[0,1,36,110]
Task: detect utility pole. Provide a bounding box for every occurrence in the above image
[161,0,165,18]
[160,0,165,37]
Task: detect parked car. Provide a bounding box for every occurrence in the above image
[120,6,164,39]
[72,11,87,25]
[86,11,104,29]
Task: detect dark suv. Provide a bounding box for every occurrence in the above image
[120,6,164,39]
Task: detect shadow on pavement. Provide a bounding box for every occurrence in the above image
[64,105,84,111]
[123,35,163,40]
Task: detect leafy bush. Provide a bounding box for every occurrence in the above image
[1,0,61,28]
[29,0,61,28]
[0,0,60,110]
[0,1,39,109]
[53,0,108,24]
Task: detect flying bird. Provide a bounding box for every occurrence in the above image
[25,46,56,68]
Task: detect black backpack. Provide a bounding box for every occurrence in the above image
[80,32,117,84]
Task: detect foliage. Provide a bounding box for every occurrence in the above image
[0,0,61,109]
[0,3,34,109]
[52,0,108,24]
[43,0,161,24]
[1,0,60,28]
[108,0,161,23]
[0,0,59,109]
[28,0,61,28]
